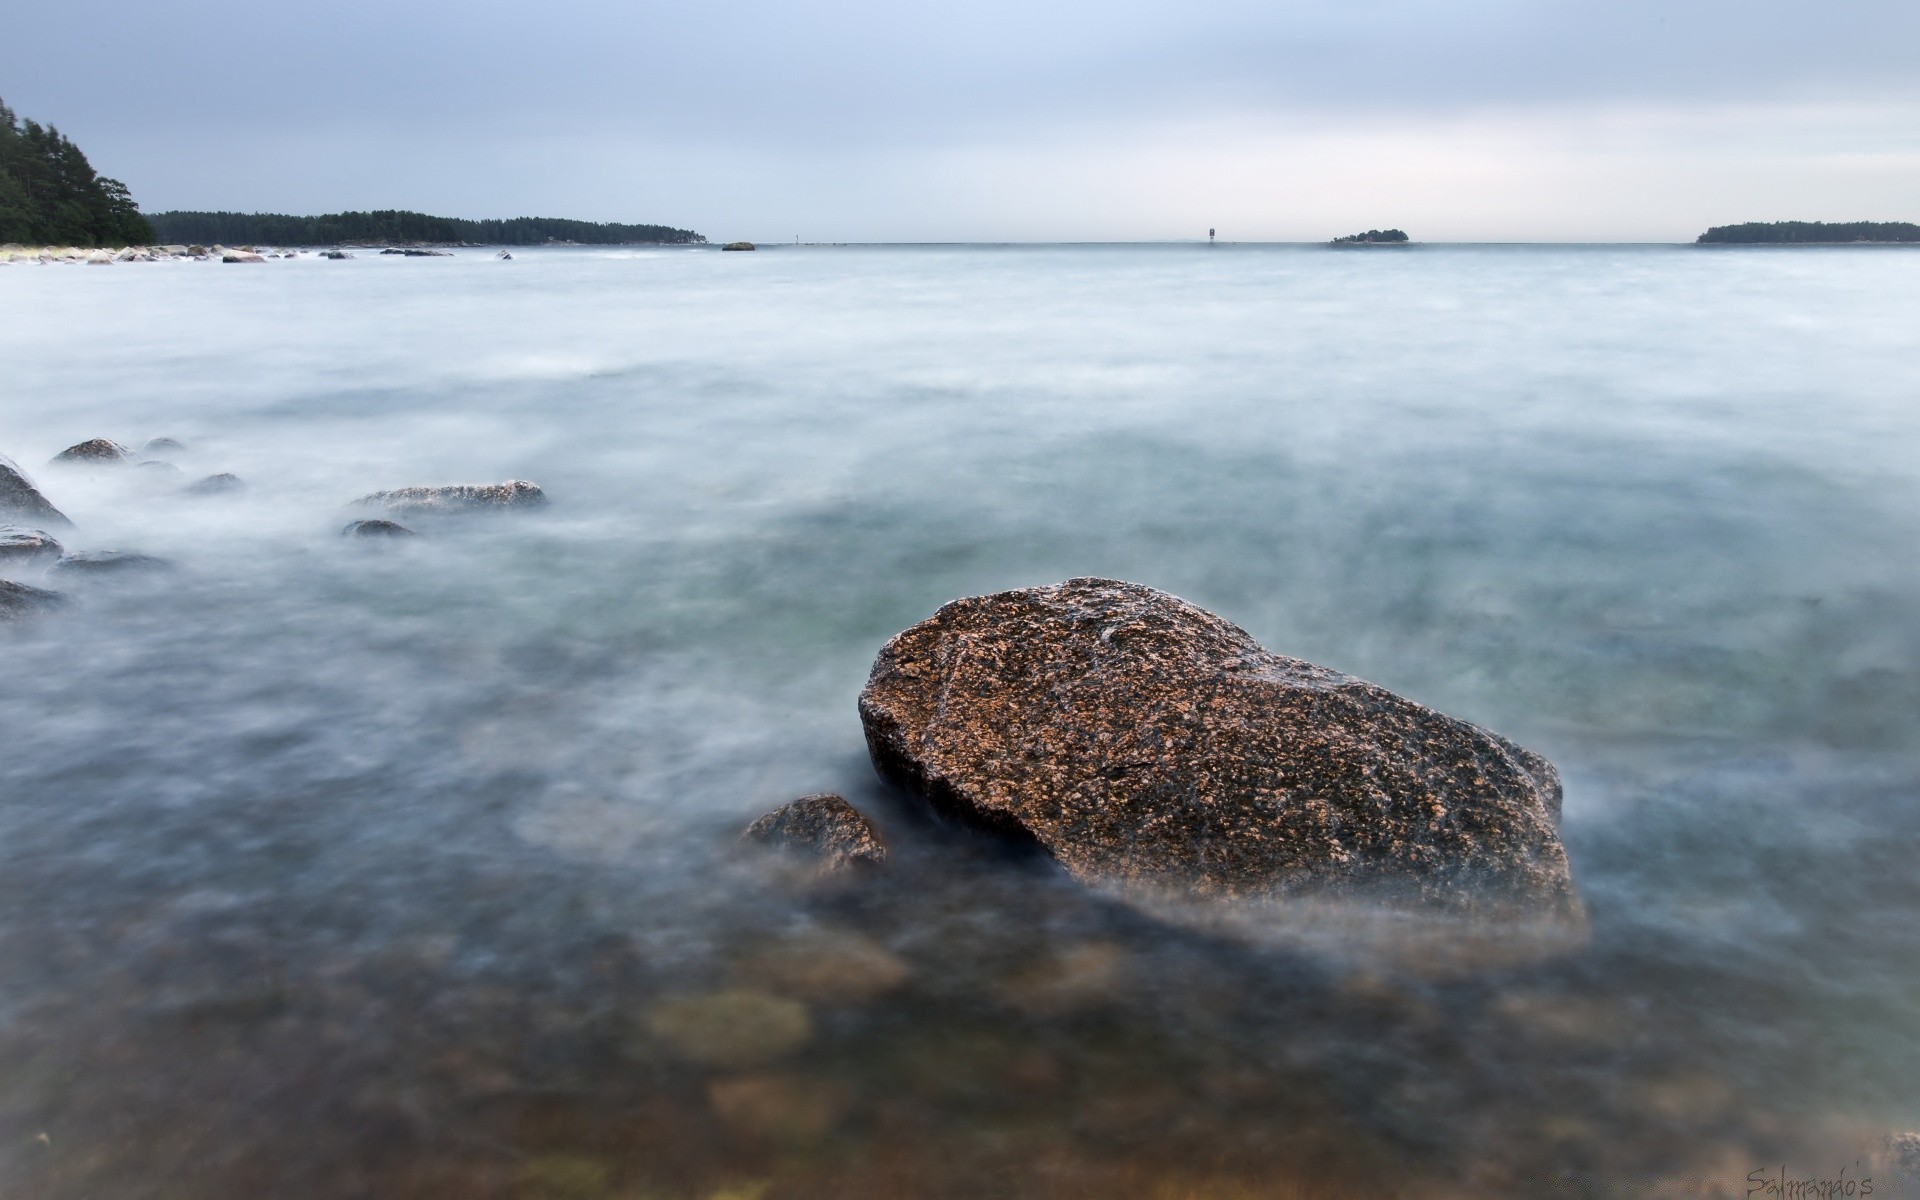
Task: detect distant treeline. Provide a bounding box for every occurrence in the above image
[1330,229,1409,244]
[1,98,154,247]
[1697,221,1920,244]
[147,210,706,246]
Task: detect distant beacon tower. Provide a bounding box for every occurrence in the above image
[1209,228,1216,244]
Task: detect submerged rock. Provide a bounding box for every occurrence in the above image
[1,454,75,529]
[185,472,244,496]
[0,579,65,621]
[0,526,63,562]
[342,519,417,538]
[137,460,184,478]
[858,578,1579,922]
[141,436,187,456]
[49,551,172,575]
[741,793,888,876]
[51,438,132,466]
[352,480,547,516]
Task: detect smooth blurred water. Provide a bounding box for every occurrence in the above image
[2,244,1918,1197]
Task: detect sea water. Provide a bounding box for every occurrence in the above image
[2,243,1918,1197]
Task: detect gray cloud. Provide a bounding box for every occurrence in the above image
[5,0,1917,235]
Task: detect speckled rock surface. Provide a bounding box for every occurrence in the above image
[0,579,65,621]
[859,579,1578,919]
[0,454,73,528]
[352,480,547,516]
[742,794,888,875]
[0,526,63,562]
[50,438,132,465]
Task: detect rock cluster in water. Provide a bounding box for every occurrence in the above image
[2,435,547,622]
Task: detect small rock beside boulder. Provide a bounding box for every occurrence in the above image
[858,578,1579,924]
[352,480,547,516]
[0,579,64,621]
[342,519,417,538]
[742,794,888,876]
[0,454,72,528]
[0,526,63,562]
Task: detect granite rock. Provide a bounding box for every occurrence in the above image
[49,551,172,575]
[0,526,63,562]
[0,454,73,528]
[742,793,888,876]
[858,578,1579,920]
[352,480,547,516]
[51,438,133,466]
[343,519,418,538]
[0,579,65,621]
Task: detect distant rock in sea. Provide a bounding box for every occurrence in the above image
[222,252,266,263]
[722,242,757,251]
[0,454,74,528]
[185,473,245,496]
[859,579,1579,927]
[342,519,417,538]
[141,437,187,456]
[51,438,133,466]
[352,480,548,516]
[1330,229,1410,245]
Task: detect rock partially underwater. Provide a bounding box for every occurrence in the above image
[352,480,547,516]
[1,454,74,528]
[342,519,418,538]
[49,551,173,575]
[0,579,65,621]
[50,438,133,465]
[0,526,63,563]
[858,579,1581,936]
[185,473,244,496]
[742,793,888,878]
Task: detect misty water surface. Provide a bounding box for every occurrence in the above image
[2,244,1918,1197]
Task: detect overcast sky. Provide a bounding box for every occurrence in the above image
[7,0,1918,240]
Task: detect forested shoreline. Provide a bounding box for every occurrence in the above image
[0,98,154,247]
[149,210,706,246]
[1697,220,1920,244]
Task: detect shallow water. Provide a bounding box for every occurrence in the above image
[2,243,1918,1197]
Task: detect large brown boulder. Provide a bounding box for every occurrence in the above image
[858,579,1579,923]
[0,454,73,528]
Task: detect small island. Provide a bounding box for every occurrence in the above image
[1696,221,1920,245]
[1330,228,1409,245]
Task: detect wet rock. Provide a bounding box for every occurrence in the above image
[342,518,417,538]
[352,480,547,516]
[141,437,187,456]
[736,928,910,1004]
[722,242,756,251]
[645,989,811,1067]
[741,793,888,876]
[0,454,73,528]
[185,472,245,496]
[0,579,65,620]
[0,526,63,563]
[859,578,1579,921]
[221,252,265,263]
[319,250,352,260]
[49,551,172,575]
[51,438,133,466]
